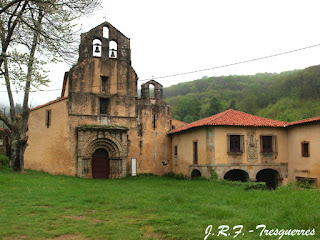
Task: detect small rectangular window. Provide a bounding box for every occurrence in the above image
[101,76,108,93]
[152,115,156,129]
[227,134,244,153]
[174,145,178,166]
[260,135,277,154]
[45,109,51,128]
[230,135,240,152]
[100,98,109,114]
[301,142,310,157]
[193,141,198,164]
[101,76,109,93]
[262,136,273,153]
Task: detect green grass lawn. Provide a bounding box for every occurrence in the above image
[0,170,319,240]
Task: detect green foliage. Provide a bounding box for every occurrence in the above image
[210,169,218,180]
[205,96,223,117]
[164,65,320,121]
[0,155,10,170]
[221,180,267,190]
[183,114,195,123]
[169,94,201,123]
[163,172,187,180]
[298,179,316,189]
[244,182,267,190]
[191,176,209,181]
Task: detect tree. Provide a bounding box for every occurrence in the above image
[174,94,201,122]
[183,114,194,123]
[229,99,237,110]
[0,0,101,171]
[205,97,223,117]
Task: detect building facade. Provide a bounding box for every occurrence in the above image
[24,22,320,188]
[168,109,320,188]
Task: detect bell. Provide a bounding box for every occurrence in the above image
[110,49,115,58]
[94,46,100,53]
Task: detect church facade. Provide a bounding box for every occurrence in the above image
[24,22,320,188]
[24,22,184,179]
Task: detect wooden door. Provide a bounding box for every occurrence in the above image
[92,149,109,179]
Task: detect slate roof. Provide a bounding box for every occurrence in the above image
[168,109,320,135]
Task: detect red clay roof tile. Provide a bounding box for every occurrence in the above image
[285,116,320,127]
[168,109,287,134]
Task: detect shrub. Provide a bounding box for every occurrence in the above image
[137,173,156,177]
[244,182,267,190]
[191,176,209,181]
[175,173,188,180]
[163,172,176,178]
[221,180,267,190]
[163,172,188,180]
[210,169,218,180]
[0,155,10,170]
[298,179,316,189]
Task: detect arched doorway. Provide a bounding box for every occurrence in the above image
[256,169,280,189]
[224,169,249,182]
[92,148,109,179]
[191,169,201,179]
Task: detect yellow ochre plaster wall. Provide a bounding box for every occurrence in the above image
[24,98,74,175]
[288,123,320,186]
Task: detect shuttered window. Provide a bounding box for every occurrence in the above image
[227,134,244,153]
[260,135,277,154]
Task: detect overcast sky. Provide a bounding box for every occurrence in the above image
[2,0,320,107]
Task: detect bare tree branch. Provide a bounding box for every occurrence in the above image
[0,0,22,14]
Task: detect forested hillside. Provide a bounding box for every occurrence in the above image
[163,65,320,123]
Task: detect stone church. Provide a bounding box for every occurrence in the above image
[25,22,320,188]
[24,22,184,179]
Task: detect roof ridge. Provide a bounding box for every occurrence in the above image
[205,109,232,125]
[168,109,289,135]
[30,97,68,112]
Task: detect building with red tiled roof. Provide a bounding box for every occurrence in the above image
[23,21,320,189]
[168,109,286,135]
[169,109,320,189]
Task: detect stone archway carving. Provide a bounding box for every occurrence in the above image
[76,127,128,179]
[86,137,123,159]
